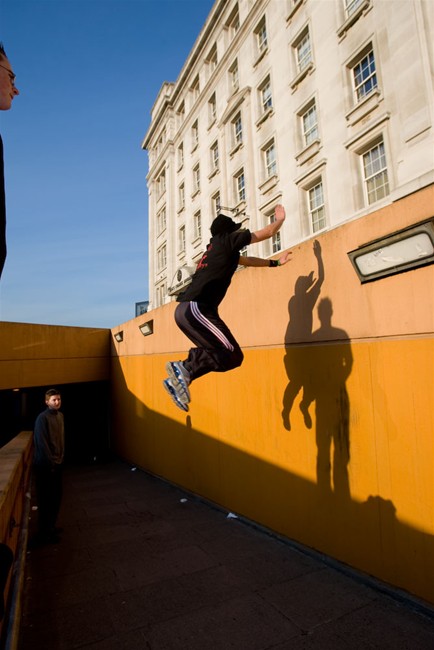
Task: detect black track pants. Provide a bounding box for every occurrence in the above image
[174,301,244,382]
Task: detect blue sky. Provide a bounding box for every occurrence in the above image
[0,0,214,328]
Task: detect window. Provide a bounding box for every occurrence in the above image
[191,120,199,150]
[345,0,364,17]
[190,75,200,102]
[193,210,202,240]
[179,225,186,253]
[296,29,312,73]
[177,142,184,170]
[235,169,246,203]
[264,140,277,179]
[156,130,165,156]
[206,44,218,75]
[232,112,243,148]
[212,192,221,216]
[352,48,377,102]
[229,59,239,94]
[226,4,240,40]
[157,244,167,271]
[268,211,282,254]
[362,139,389,204]
[176,101,185,128]
[255,17,268,57]
[208,93,217,125]
[301,101,318,146]
[156,282,167,307]
[259,75,273,114]
[157,207,166,234]
[178,183,185,211]
[308,181,326,233]
[210,141,219,173]
[156,169,166,198]
[193,163,200,194]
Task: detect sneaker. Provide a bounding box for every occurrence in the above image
[163,378,189,412]
[166,361,191,404]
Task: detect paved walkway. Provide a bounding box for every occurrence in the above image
[21,461,434,649]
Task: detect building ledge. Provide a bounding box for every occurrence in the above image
[345,88,383,126]
[259,174,279,195]
[253,46,269,69]
[295,138,322,165]
[337,0,372,40]
[290,61,315,92]
[287,0,305,23]
[256,107,274,128]
[208,167,220,181]
[230,142,243,158]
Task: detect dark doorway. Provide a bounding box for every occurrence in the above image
[0,381,111,463]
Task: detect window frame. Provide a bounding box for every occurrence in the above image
[193,210,202,241]
[290,23,315,89]
[208,92,217,125]
[260,75,273,114]
[178,182,185,212]
[301,101,319,147]
[191,120,199,151]
[210,140,220,174]
[295,28,312,74]
[178,225,186,253]
[307,179,327,234]
[190,75,200,103]
[157,206,167,235]
[156,169,166,199]
[263,139,277,180]
[192,163,201,195]
[361,137,390,205]
[268,209,282,255]
[177,142,184,171]
[232,112,243,149]
[157,244,167,272]
[351,46,377,104]
[229,59,239,95]
[225,3,240,42]
[206,44,218,76]
[234,169,246,203]
[212,192,221,217]
[156,282,167,308]
[254,16,268,60]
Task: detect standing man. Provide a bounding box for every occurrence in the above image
[164,204,291,411]
[0,43,20,278]
[33,389,65,545]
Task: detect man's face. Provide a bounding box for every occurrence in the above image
[46,395,62,410]
[0,57,19,110]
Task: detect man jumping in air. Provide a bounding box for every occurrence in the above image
[164,204,291,411]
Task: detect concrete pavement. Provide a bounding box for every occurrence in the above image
[20,460,434,649]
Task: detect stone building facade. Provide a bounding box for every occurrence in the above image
[142,0,434,308]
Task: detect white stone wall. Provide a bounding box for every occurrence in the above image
[142,0,434,309]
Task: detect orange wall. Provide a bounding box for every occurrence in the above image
[0,322,110,390]
[0,432,33,642]
[111,186,434,606]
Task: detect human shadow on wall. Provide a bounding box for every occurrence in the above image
[282,239,324,431]
[310,298,353,499]
[281,242,353,499]
[108,360,434,606]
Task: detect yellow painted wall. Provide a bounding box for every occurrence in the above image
[0,322,110,389]
[0,432,33,642]
[111,187,434,606]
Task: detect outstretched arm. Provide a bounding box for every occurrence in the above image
[250,204,286,244]
[314,239,324,285]
[238,250,292,267]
